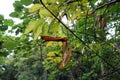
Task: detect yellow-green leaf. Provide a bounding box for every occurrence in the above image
[71,9,82,20]
[39,8,52,18]
[49,20,60,34]
[29,4,42,13]
[33,26,42,40]
[32,19,45,32]
[47,52,56,57]
[81,0,88,7]
[25,19,44,34]
[54,57,61,63]
[42,22,49,35]
[49,4,59,15]
[24,21,38,34]
[46,41,54,47]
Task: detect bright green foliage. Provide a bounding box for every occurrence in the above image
[24,19,45,39]
[0,0,120,80]
[4,37,17,50]
[29,4,41,13]
[21,0,32,6]
[33,25,42,40]
[39,7,52,17]
[4,19,14,26]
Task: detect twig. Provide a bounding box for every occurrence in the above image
[92,0,120,14]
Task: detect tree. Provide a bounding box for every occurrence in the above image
[0,0,120,80]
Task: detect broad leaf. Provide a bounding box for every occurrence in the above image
[24,20,38,34]
[4,38,17,50]
[39,8,52,18]
[21,0,32,6]
[29,4,42,13]
[4,19,14,26]
[33,26,42,40]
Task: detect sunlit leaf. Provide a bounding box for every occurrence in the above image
[33,26,42,40]
[29,4,42,13]
[81,0,88,7]
[47,0,57,4]
[49,4,59,15]
[24,19,44,34]
[24,20,37,34]
[46,41,54,47]
[54,57,61,63]
[71,9,82,20]
[57,42,62,46]
[42,22,49,35]
[39,8,52,18]
[47,52,56,57]
[49,20,60,34]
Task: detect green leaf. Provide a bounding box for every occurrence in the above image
[24,20,40,34]
[49,20,60,34]
[4,19,14,26]
[25,18,45,38]
[0,15,4,20]
[9,12,22,18]
[47,0,57,4]
[42,22,49,35]
[33,19,45,32]
[39,8,52,18]
[21,0,32,6]
[49,4,59,15]
[29,4,42,13]
[4,38,17,50]
[33,26,42,40]
[13,1,23,12]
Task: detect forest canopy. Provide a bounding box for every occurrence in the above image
[0,0,120,80]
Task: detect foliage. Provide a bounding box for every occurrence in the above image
[0,0,120,80]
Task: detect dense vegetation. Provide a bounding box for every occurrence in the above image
[0,0,120,80]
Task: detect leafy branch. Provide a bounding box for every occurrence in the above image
[39,0,120,75]
[39,0,86,45]
[92,0,120,14]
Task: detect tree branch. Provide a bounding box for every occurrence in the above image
[92,0,120,14]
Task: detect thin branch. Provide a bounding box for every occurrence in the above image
[92,0,120,14]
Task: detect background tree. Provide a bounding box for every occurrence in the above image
[0,0,120,80]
